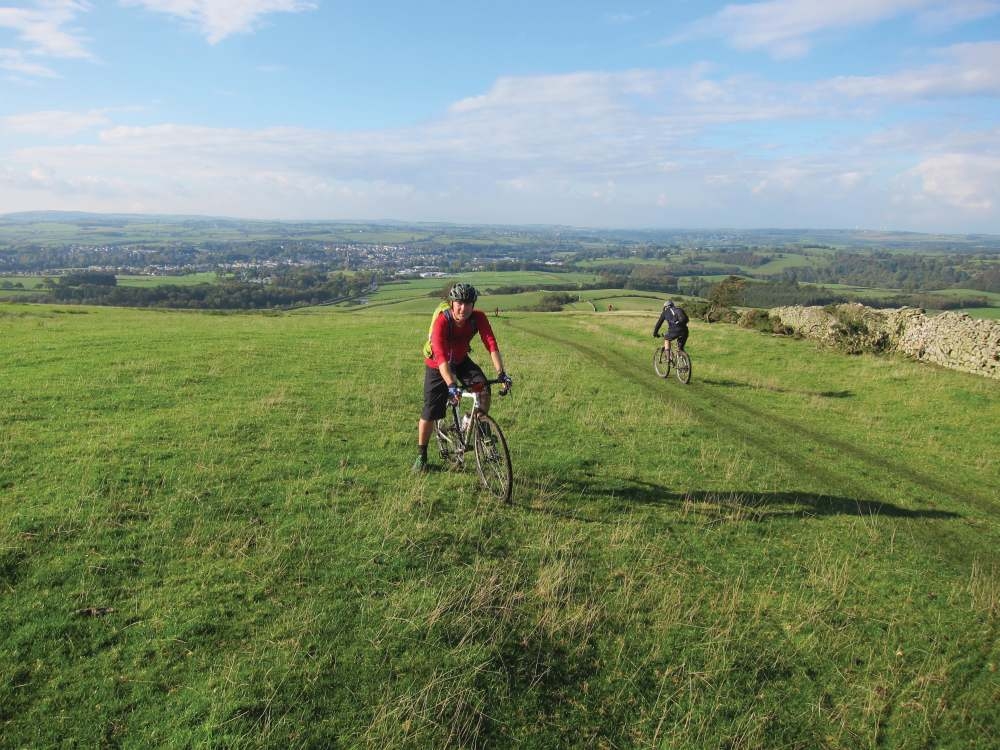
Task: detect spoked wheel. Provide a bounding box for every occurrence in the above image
[653,346,671,378]
[674,350,692,384]
[473,415,513,503]
[435,419,464,469]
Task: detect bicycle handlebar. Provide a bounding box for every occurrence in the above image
[456,377,511,395]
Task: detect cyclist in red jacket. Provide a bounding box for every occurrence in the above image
[414,283,512,472]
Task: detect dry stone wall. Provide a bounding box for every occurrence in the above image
[769,304,1000,380]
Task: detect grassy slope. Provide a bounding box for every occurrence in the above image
[1,303,997,748]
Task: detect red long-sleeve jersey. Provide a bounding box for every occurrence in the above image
[424,309,498,368]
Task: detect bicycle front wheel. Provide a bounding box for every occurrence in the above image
[653,346,671,378]
[473,415,513,503]
[674,350,692,384]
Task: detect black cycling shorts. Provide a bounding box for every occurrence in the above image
[665,329,688,350]
[422,358,487,421]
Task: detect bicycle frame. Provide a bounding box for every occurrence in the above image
[434,378,514,502]
[445,381,489,453]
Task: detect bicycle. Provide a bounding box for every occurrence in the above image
[434,378,513,503]
[653,336,692,383]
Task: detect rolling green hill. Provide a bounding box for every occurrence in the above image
[1,302,997,748]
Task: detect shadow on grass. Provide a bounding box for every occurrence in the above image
[515,475,960,521]
[701,378,853,399]
[511,321,992,513]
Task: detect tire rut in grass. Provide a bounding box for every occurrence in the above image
[514,320,995,508]
[510,320,999,566]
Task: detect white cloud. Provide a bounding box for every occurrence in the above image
[0,0,93,80]
[1,109,111,136]
[910,153,1000,212]
[120,0,318,44]
[825,41,1000,99]
[0,47,58,77]
[0,0,93,59]
[837,171,866,189]
[916,0,1000,30]
[751,165,809,194]
[665,0,997,59]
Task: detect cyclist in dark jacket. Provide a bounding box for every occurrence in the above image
[653,300,689,350]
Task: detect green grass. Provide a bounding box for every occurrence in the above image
[755,252,818,274]
[1,303,997,748]
[326,272,603,312]
[0,276,50,299]
[963,307,1000,320]
[0,290,39,300]
[575,257,678,268]
[0,276,49,289]
[928,288,1000,308]
[115,273,219,287]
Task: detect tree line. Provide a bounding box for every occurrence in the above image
[770,251,998,292]
[34,271,382,310]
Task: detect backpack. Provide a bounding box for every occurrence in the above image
[422,302,478,359]
[666,305,688,326]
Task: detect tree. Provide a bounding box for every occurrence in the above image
[708,276,745,307]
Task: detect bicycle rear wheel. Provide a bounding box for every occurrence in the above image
[674,350,692,384]
[473,415,512,503]
[653,346,671,378]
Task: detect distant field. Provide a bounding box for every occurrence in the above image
[569,289,693,313]
[0,275,48,289]
[929,287,1000,304]
[811,283,999,305]
[2,273,219,288]
[0,277,42,299]
[576,251,821,276]
[965,307,1000,319]
[800,282,897,298]
[754,252,819,273]
[0,290,38,300]
[325,271,603,311]
[0,217,444,247]
[116,273,219,287]
[575,257,680,268]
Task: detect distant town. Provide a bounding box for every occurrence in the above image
[1,212,997,312]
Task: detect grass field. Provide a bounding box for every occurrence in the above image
[115,273,220,287]
[0,276,49,300]
[1,301,998,748]
[328,273,604,313]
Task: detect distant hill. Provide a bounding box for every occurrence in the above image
[0,211,248,225]
[3,210,999,253]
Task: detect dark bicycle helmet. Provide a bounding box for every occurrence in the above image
[448,283,478,303]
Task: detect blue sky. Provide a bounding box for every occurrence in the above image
[2,1,999,233]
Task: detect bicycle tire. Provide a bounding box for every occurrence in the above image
[473,415,513,503]
[653,346,671,378]
[674,350,692,384]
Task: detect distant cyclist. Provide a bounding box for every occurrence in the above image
[414,283,512,472]
[653,299,689,351]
